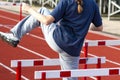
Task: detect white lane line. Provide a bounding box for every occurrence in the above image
[28,33,45,40]
[18,45,49,59]
[89,31,120,39]
[0,8,21,16]
[0,15,19,22]
[0,62,29,80]
[107,45,120,51]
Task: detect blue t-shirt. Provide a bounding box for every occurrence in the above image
[50,0,102,56]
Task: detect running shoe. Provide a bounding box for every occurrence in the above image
[0,32,19,47]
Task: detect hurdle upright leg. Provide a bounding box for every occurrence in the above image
[96,58,101,80]
[16,61,21,80]
[83,42,88,80]
[20,3,22,20]
[41,72,46,80]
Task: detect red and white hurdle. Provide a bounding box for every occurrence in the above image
[0,2,21,6]
[83,40,120,47]
[11,57,106,67]
[11,57,105,80]
[34,68,120,80]
[82,40,120,80]
[0,1,22,20]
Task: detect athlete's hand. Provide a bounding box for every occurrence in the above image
[22,3,31,12]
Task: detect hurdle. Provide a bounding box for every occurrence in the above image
[34,67,120,80]
[0,1,22,20]
[11,57,106,80]
[83,40,120,47]
[82,40,120,80]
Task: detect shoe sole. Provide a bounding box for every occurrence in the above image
[0,34,19,47]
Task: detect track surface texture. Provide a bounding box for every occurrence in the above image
[0,9,120,80]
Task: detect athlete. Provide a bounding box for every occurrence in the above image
[0,0,103,80]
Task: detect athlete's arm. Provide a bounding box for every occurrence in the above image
[89,23,103,31]
[22,3,55,25]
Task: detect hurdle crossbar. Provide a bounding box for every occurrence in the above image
[0,2,21,6]
[0,2,22,20]
[83,40,120,47]
[11,57,106,67]
[34,68,120,79]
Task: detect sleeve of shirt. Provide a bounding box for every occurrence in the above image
[50,0,67,23]
[92,3,102,27]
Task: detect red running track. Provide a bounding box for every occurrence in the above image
[0,9,120,80]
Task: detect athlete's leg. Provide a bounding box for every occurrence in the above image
[36,7,63,52]
[10,15,40,40]
[59,52,79,80]
[0,8,40,47]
